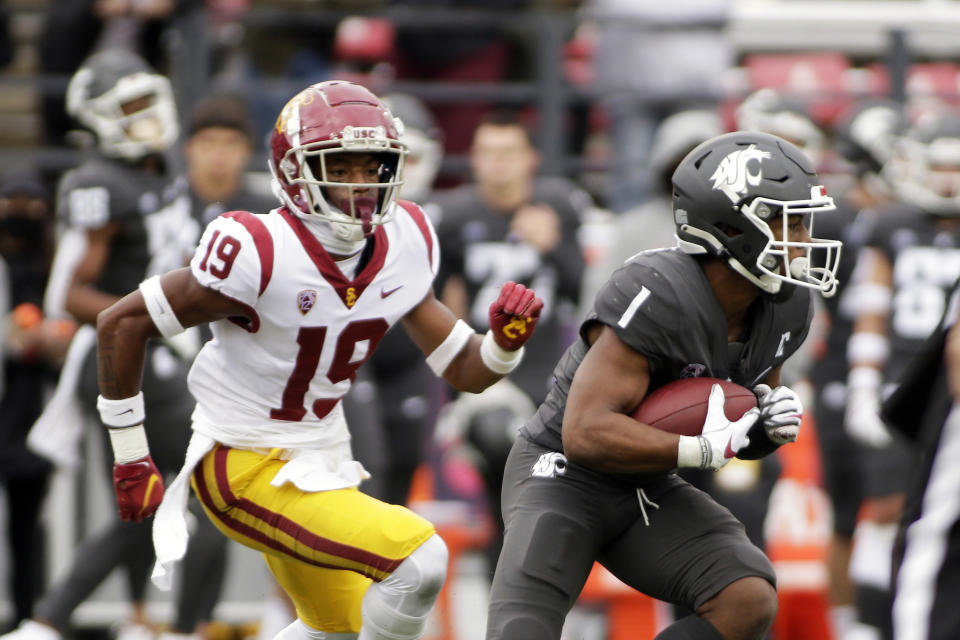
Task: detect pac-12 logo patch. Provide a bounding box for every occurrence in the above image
[297,289,317,315]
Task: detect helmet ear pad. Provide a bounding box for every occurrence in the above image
[682,203,773,277]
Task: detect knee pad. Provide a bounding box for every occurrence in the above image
[273,618,358,640]
[360,534,448,640]
[386,533,448,605]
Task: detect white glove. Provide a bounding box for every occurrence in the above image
[844,367,893,448]
[678,384,759,470]
[753,384,803,444]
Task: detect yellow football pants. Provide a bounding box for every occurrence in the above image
[191,444,436,633]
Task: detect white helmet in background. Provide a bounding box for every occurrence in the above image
[66,49,179,160]
[736,88,825,168]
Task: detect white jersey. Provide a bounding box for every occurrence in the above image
[186,201,439,451]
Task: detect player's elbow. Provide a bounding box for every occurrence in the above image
[562,421,602,467]
[96,299,155,346]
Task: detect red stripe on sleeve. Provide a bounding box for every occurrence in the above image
[398,200,434,270]
[222,211,274,296]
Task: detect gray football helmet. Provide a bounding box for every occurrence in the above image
[66,50,179,160]
[673,131,842,297]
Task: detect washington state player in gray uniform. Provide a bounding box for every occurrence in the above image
[4,51,227,640]
[485,131,844,640]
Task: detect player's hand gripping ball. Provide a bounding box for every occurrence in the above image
[631,377,758,437]
[113,456,165,523]
[488,281,544,351]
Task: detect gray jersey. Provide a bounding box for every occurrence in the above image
[522,248,813,468]
[57,156,197,298]
[855,203,960,382]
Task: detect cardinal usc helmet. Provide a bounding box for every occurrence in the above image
[66,49,179,160]
[269,80,406,239]
[673,131,842,297]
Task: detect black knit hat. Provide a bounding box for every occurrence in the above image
[187,94,255,141]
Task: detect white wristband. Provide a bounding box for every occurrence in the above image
[848,366,883,390]
[851,282,892,315]
[107,424,150,464]
[139,275,185,338]
[678,435,708,469]
[480,329,524,375]
[426,319,475,376]
[847,332,889,364]
[97,392,146,428]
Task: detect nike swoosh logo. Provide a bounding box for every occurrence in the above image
[117,408,134,415]
[381,285,403,298]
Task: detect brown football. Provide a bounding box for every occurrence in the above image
[631,377,758,436]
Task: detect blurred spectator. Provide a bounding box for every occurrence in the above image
[432,109,590,577]
[583,0,733,213]
[2,50,224,640]
[36,0,196,147]
[0,170,74,632]
[181,92,274,226]
[813,97,905,640]
[843,106,960,640]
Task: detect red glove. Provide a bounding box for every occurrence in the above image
[113,456,165,523]
[488,281,544,351]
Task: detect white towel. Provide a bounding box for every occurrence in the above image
[26,325,96,469]
[151,432,215,591]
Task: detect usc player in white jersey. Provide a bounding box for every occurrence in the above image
[93,80,544,640]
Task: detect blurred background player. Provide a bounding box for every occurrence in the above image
[432,109,591,581]
[885,275,960,640]
[0,170,74,632]
[813,97,906,640]
[3,50,227,640]
[843,105,960,640]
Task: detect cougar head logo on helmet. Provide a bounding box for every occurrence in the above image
[269,80,406,241]
[66,50,179,160]
[673,131,842,297]
[710,145,772,203]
